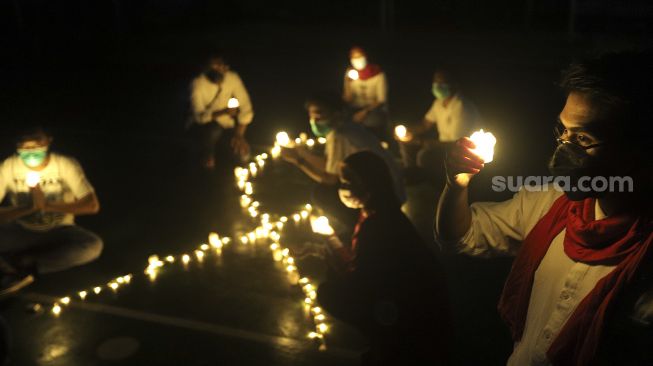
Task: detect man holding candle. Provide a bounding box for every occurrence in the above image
[0,127,102,296]
[343,46,390,142]
[435,51,652,365]
[188,52,253,169]
[281,92,405,228]
[397,67,481,184]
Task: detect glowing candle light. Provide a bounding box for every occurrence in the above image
[312,307,322,314]
[249,163,258,178]
[93,287,102,295]
[294,137,302,145]
[317,137,327,145]
[306,139,315,147]
[299,277,310,285]
[163,256,175,264]
[317,323,329,333]
[60,297,71,305]
[270,243,279,250]
[281,248,290,257]
[247,232,257,243]
[271,144,281,159]
[182,254,191,265]
[237,180,246,191]
[305,204,313,211]
[52,303,62,316]
[273,250,283,262]
[26,171,41,188]
[240,195,252,208]
[275,222,284,230]
[308,290,317,300]
[245,182,253,196]
[109,282,119,291]
[310,216,335,236]
[123,274,132,284]
[276,132,291,147]
[208,234,221,249]
[300,210,309,219]
[347,69,359,80]
[315,314,326,322]
[240,235,249,245]
[221,237,231,244]
[148,255,160,264]
[469,129,497,163]
[308,331,321,339]
[292,214,301,223]
[200,244,210,251]
[227,97,240,109]
[394,125,408,141]
[195,250,205,261]
[261,153,268,159]
[261,213,270,223]
[78,291,87,300]
[287,257,295,265]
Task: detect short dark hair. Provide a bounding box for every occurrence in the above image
[560,50,653,146]
[342,151,400,211]
[304,92,345,115]
[15,126,51,144]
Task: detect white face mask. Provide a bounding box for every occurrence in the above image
[350,57,367,71]
[338,189,364,209]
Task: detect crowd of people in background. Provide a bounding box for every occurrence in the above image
[1,46,651,365]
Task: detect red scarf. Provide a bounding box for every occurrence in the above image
[498,195,652,366]
[355,64,382,80]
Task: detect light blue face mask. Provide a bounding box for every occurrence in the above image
[432,83,451,99]
[17,147,48,168]
[310,118,332,138]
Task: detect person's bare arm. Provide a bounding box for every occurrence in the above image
[280,147,338,185]
[45,192,100,216]
[0,187,45,224]
[435,137,484,243]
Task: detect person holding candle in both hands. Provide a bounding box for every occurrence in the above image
[280,92,405,229]
[0,127,102,296]
[396,67,481,184]
[343,46,390,142]
[435,51,652,365]
[306,151,452,365]
[188,52,253,169]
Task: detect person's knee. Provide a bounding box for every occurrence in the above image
[74,231,103,265]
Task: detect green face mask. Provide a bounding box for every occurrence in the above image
[432,82,451,99]
[18,147,48,168]
[310,118,332,138]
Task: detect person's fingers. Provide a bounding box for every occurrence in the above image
[449,163,480,175]
[448,150,484,169]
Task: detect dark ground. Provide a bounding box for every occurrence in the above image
[0,20,649,365]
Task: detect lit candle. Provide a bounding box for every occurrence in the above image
[60,297,71,305]
[469,129,497,163]
[93,286,102,295]
[109,282,119,291]
[317,137,327,145]
[165,255,175,263]
[292,214,301,223]
[209,232,221,248]
[240,195,252,208]
[271,144,281,159]
[276,132,291,147]
[78,291,88,300]
[245,182,253,196]
[227,97,240,109]
[310,216,334,236]
[194,250,205,261]
[306,139,315,147]
[347,69,359,80]
[300,210,309,220]
[394,125,408,141]
[26,171,41,188]
[51,303,62,316]
[182,254,191,265]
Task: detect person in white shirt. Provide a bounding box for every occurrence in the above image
[281,92,405,228]
[188,53,254,169]
[0,127,102,296]
[397,68,481,183]
[343,46,390,141]
[435,51,652,366]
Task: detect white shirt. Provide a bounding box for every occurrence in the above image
[0,153,95,231]
[343,70,387,109]
[424,93,480,142]
[324,123,405,203]
[190,70,254,128]
[439,186,616,366]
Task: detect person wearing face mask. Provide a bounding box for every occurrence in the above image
[310,151,452,365]
[343,46,390,142]
[397,68,481,184]
[435,51,653,366]
[188,52,254,169]
[0,127,102,296]
[281,92,405,229]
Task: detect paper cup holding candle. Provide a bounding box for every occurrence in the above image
[347,69,359,81]
[26,171,41,188]
[469,129,497,163]
[310,216,335,236]
[275,132,291,147]
[227,97,240,109]
[394,124,411,142]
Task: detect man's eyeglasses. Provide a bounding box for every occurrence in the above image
[553,120,606,150]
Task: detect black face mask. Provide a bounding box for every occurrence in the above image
[205,69,224,84]
[548,142,605,201]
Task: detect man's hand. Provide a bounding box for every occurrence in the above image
[231,135,250,157]
[445,137,485,188]
[280,146,301,165]
[30,186,46,212]
[352,109,369,123]
[212,107,239,119]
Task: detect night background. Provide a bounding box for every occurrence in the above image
[1,0,652,365]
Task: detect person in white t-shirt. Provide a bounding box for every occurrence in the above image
[281,92,405,228]
[397,68,481,183]
[435,52,652,365]
[0,127,102,296]
[188,53,254,169]
[343,46,390,141]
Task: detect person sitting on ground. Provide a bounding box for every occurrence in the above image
[313,151,452,365]
[343,46,390,142]
[397,67,481,184]
[0,127,103,296]
[188,52,254,169]
[280,92,405,228]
